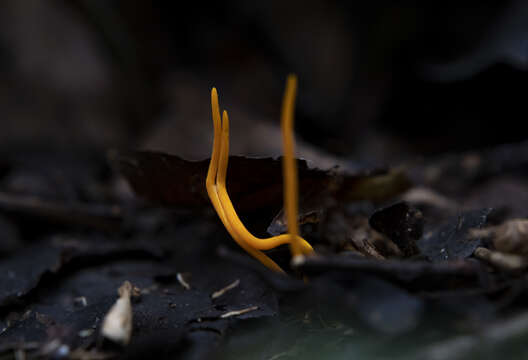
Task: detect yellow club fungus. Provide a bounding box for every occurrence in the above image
[206,75,314,273]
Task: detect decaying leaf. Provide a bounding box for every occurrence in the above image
[111,150,411,215]
[0,237,163,309]
[418,208,492,262]
[109,150,327,212]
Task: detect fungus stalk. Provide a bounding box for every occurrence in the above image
[206,75,314,272]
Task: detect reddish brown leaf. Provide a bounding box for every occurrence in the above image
[109,150,328,212]
[110,150,411,215]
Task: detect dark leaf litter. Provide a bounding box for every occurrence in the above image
[2,144,528,359]
[418,208,493,262]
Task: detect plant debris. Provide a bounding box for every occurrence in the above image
[101,281,134,345]
[111,150,411,214]
[473,247,526,271]
[4,3,528,358]
[369,201,423,257]
[177,273,192,290]
[211,279,240,300]
[3,138,528,359]
[418,208,493,262]
[220,306,259,319]
[471,219,528,254]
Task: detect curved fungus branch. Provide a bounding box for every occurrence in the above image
[206,75,314,273]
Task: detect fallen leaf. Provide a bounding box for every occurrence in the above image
[418,208,493,262]
[369,202,423,257]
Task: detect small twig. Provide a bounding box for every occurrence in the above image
[176,273,191,290]
[211,279,240,299]
[293,254,483,283]
[0,192,122,231]
[220,306,259,319]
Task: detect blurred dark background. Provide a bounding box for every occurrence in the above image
[1,0,527,167]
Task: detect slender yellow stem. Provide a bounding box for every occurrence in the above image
[205,88,221,193]
[206,79,314,273]
[207,89,285,273]
[281,75,303,257]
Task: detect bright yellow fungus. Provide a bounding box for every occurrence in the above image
[206,75,314,272]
